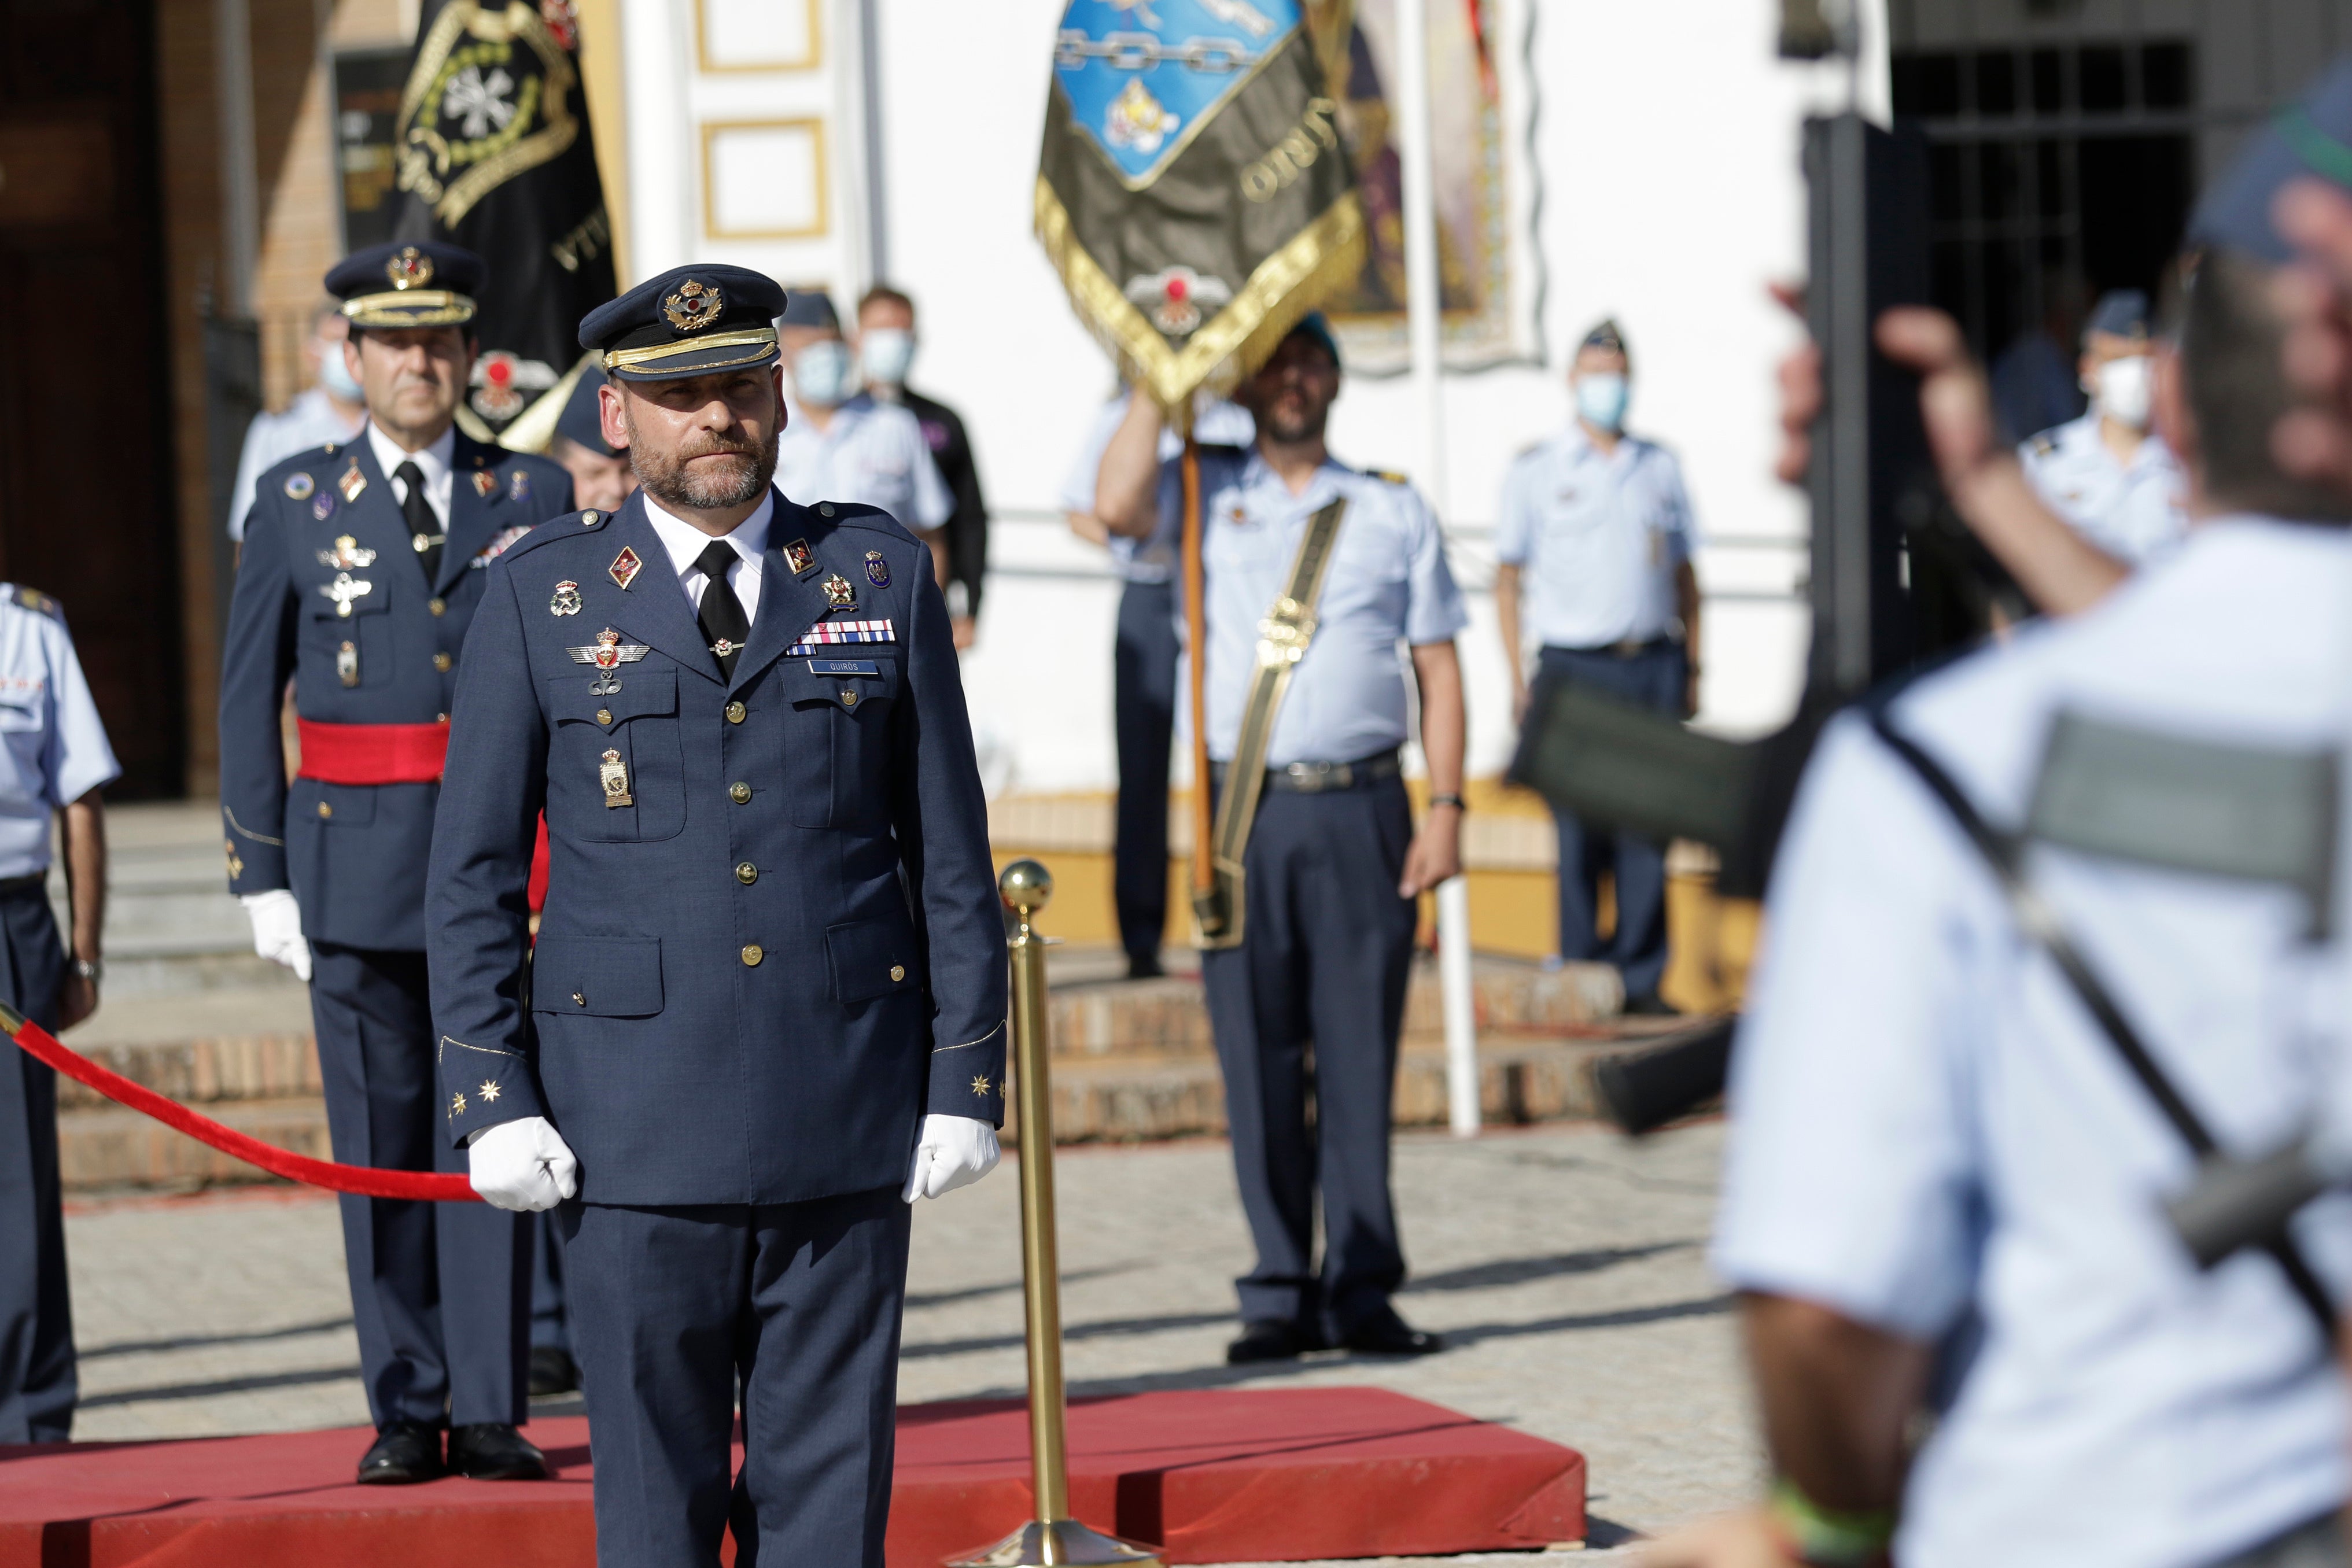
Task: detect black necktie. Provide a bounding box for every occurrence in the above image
[394,460,443,585]
[695,540,750,680]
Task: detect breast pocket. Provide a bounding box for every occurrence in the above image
[545,666,685,842]
[767,656,902,831]
[303,581,393,690]
[530,936,663,1018]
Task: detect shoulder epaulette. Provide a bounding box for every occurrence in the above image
[2029,433,2057,456]
[4,585,62,619]
[490,508,612,565]
[1364,468,1411,486]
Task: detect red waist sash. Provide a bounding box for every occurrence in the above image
[295,718,451,785]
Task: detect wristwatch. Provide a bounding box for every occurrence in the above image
[71,957,101,984]
[1428,792,1468,813]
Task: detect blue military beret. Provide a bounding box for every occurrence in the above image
[555,366,617,454]
[327,241,483,330]
[2190,57,2352,262]
[1284,311,1341,370]
[2083,289,2152,342]
[580,264,787,382]
[779,290,841,330]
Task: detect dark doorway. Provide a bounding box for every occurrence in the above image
[0,0,183,797]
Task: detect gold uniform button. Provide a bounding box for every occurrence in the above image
[596,708,613,725]
[889,965,906,983]
[572,991,586,1006]
[741,944,764,967]
[735,862,758,885]
[429,597,447,617]
[583,510,600,525]
[725,701,746,724]
[317,801,333,819]
[729,781,752,804]
[433,651,453,672]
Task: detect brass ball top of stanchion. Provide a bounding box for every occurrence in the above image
[998,858,1053,917]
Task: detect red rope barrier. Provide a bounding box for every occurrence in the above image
[3,1005,480,1202]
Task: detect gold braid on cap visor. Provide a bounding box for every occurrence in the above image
[340,290,477,328]
[600,328,780,374]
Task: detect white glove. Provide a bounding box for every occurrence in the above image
[902,1113,1001,1202]
[239,890,312,982]
[467,1116,580,1212]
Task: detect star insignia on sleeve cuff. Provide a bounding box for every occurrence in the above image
[450,1091,467,1116]
[971,1074,994,1098]
[479,1080,501,1103]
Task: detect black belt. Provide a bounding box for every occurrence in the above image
[1214,748,1402,795]
[0,872,47,896]
[1551,637,1678,659]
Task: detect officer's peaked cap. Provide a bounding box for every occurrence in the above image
[2083,289,2152,342]
[328,241,484,330]
[2191,57,2352,261]
[580,264,786,382]
[555,365,618,455]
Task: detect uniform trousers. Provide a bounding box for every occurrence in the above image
[1536,643,1687,999]
[1114,579,1179,965]
[308,942,530,1429]
[531,1210,572,1355]
[1201,774,1418,1335]
[558,1186,911,1568]
[0,881,71,1442]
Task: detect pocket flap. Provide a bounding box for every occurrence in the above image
[546,666,677,727]
[825,914,921,1005]
[532,936,665,1016]
[793,656,901,712]
[310,783,377,827]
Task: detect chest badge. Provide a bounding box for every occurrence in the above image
[822,573,857,609]
[318,535,376,570]
[312,493,337,522]
[568,626,650,696]
[319,573,373,618]
[338,460,367,504]
[549,579,583,617]
[782,538,814,575]
[472,470,498,499]
[864,550,890,589]
[509,468,531,503]
[608,545,643,591]
[283,472,315,501]
[600,747,634,808]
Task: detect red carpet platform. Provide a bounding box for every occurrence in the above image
[0,1388,1585,1567]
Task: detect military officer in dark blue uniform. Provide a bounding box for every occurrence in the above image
[426,264,1007,1567]
[219,241,574,1484]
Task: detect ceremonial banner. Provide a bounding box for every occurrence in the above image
[1038,0,1366,409]
[390,0,617,447]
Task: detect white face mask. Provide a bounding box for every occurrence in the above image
[791,340,854,408]
[860,328,915,388]
[2092,355,2153,431]
[1575,372,1630,433]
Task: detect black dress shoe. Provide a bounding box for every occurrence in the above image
[1226,1319,1318,1364]
[1126,953,1166,981]
[447,1422,551,1481]
[356,1421,445,1485]
[1623,993,1682,1017]
[528,1345,580,1396]
[1336,1306,1444,1357]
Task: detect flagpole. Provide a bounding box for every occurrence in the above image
[1182,430,1212,911]
[1393,0,1480,1136]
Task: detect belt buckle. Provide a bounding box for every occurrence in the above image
[1329,762,1355,789]
[1284,762,1324,794]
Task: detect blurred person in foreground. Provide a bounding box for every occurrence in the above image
[2018,287,2190,566]
[1063,387,1253,980]
[1495,319,1698,1012]
[1649,72,2352,1568]
[1096,316,1463,1362]
[857,286,987,650]
[228,300,368,541]
[546,364,636,516]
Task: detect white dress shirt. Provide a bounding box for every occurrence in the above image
[0,588,120,879]
[774,394,952,532]
[366,422,456,531]
[1495,425,1694,649]
[643,490,774,627]
[2018,411,2191,565]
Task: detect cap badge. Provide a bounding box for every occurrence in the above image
[472,470,497,498]
[386,246,434,290]
[823,573,857,608]
[663,279,723,333]
[283,473,315,501]
[864,550,890,589]
[319,535,377,570]
[782,538,814,575]
[550,580,583,617]
[608,545,643,591]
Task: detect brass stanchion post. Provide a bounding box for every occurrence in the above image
[950,861,1163,1568]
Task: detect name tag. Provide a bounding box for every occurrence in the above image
[807,659,879,676]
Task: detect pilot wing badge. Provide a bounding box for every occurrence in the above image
[1037,0,1362,409]
[569,626,650,696]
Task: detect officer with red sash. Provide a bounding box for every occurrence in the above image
[218,241,574,1484]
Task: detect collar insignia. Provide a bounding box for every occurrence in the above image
[472,470,497,497]
[782,538,815,575]
[338,460,367,504]
[608,545,643,591]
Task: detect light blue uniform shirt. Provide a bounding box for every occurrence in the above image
[0,587,120,879]
[1156,447,1466,767]
[1060,393,1254,585]
[775,392,952,532]
[227,388,365,542]
[1716,519,2352,1568]
[2019,411,2189,565]
[1495,426,1693,648]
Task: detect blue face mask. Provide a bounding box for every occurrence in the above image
[860,328,915,388]
[792,340,854,408]
[317,338,364,403]
[1575,372,1629,433]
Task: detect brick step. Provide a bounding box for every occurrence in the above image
[57,1095,333,1193]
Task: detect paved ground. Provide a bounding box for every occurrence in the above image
[63,1121,1753,1559]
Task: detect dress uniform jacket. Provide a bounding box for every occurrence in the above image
[425,488,1007,1207]
[220,432,573,945]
